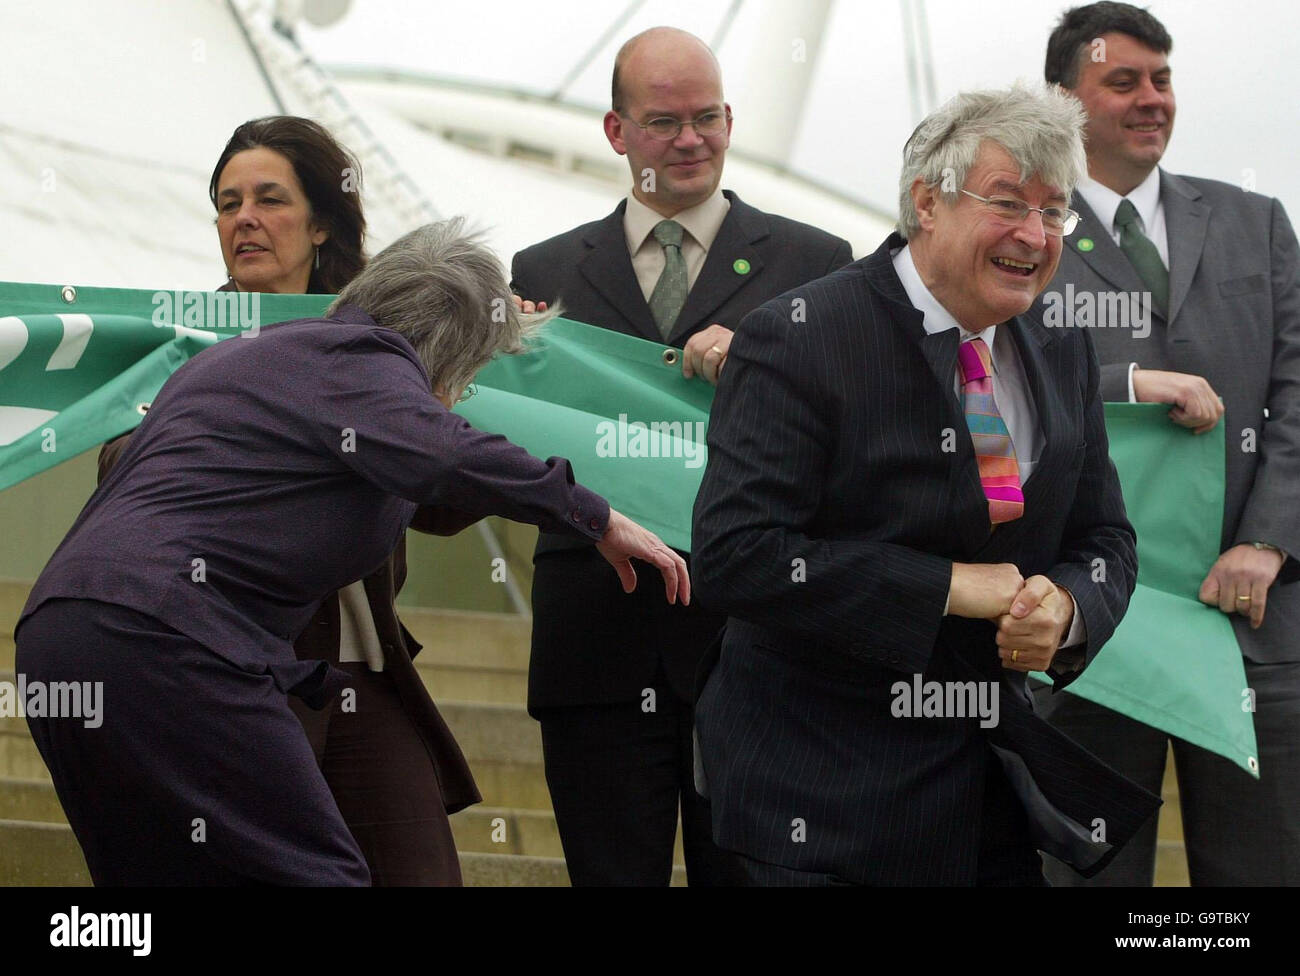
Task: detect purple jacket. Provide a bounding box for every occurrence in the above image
[20,304,608,703]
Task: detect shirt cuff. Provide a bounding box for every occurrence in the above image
[1059,586,1086,648]
[1127,362,1140,403]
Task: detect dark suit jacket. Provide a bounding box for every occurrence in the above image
[1045,172,1300,664]
[511,191,853,711]
[690,234,1160,883]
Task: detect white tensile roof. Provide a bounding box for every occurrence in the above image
[0,0,892,293]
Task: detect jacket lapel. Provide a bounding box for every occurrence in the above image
[864,236,992,555]
[1004,313,1055,486]
[578,202,662,343]
[667,191,768,345]
[1064,193,1151,302]
[1160,170,1210,330]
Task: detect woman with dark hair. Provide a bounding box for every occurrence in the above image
[18,219,688,885]
[209,115,365,294]
[96,117,483,885]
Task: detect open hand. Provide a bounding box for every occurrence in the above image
[595,508,691,606]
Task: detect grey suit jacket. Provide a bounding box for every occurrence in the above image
[1043,170,1300,663]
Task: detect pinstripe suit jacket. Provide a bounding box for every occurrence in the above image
[690,234,1159,883]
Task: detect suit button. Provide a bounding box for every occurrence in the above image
[589,518,601,530]
[571,510,581,522]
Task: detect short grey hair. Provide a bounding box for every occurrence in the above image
[896,84,1088,239]
[328,218,552,397]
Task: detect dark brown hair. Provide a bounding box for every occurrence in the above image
[1045,2,1172,89]
[209,116,366,293]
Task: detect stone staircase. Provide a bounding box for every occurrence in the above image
[0,579,690,886]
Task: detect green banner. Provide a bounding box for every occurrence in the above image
[1033,405,1257,776]
[0,281,1255,773]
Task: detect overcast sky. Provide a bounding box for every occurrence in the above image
[298,0,1300,217]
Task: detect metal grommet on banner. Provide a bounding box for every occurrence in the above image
[1248,756,1259,774]
[60,285,77,304]
[136,403,151,415]
[662,348,679,367]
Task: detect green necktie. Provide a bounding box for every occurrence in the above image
[1114,198,1169,316]
[648,219,688,340]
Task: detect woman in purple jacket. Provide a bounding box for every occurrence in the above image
[17,218,689,885]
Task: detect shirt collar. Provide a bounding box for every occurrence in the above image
[624,188,730,254]
[1076,166,1162,236]
[891,243,997,354]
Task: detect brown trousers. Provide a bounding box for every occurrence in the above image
[290,662,463,886]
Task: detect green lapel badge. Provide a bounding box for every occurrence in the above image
[1077,238,1095,252]
[733,258,751,275]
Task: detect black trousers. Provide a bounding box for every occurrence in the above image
[536,672,747,886]
[16,598,370,886]
[736,755,1047,887]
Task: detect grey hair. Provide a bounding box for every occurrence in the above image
[896,84,1088,239]
[328,218,553,397]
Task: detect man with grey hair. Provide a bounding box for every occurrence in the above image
[16,220,690,884]
[511,26,850,886]
[691,86,1158,884]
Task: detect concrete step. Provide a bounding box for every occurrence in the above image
[0,816,565,887]
[0,579,26,639]
[1157,798,1183,843]
[435,701,549,809]
[0,727,50,781]
[1155,839,1189,887]
[449,805,686,867]
[460,851,568,887]
[398,606,531,672]
[415,657,526,706]
[451,805,562,858]
[0,816,686,887]
[0,819,91,886]
[0,777,65,823]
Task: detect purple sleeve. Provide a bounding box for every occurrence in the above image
[312,329,610,540]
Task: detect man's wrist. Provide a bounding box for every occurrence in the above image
[1251,541,1288,570]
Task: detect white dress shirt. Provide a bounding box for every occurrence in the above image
[1076,168,1167,403]
[892,244,1086,650]
[893,245,1043,482]
[624,189,730,300]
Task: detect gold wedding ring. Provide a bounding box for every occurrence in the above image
[709,345,724,356]
[1237,595,1252,603]
[1011,649,1020,663]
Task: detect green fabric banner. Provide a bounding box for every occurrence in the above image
[1034,405,1257,777]
[0,281,1256,774]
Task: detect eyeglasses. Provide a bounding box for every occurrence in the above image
[960,190,1080,236]
[623,110,731,141]
[456,384,478,404]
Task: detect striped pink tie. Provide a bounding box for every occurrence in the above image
[957,336,1024,524]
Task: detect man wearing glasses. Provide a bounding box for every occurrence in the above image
[511,26,851,886]
[691,85,1157,885]
[1034,2,1300,886]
